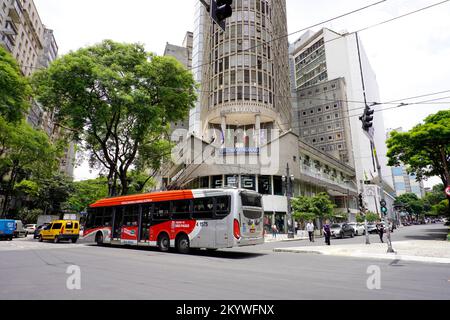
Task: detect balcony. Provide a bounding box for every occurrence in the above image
[300,164,357,195]
[8,0,23,24]
[2,19,18,36]
[0,34,15,52]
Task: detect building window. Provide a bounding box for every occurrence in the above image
[258,176,272,195]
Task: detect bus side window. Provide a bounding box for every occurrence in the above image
[193,198,214,219]
[94,208,104,227]
[215,196,231,217]
[103,208,113,226]
[123,205,139,226]
[153,202,170,221]
[172,200,192,220]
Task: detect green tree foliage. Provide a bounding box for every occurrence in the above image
[0,118,60,217]
[67,178,109,213]
[17,208,43,225]
[292,193,336,223]
[387,110,450,214]
[291,197,316,223]
[364,212,380,223]
[127,170,156,195]
[0,47,30,122]
[32,40,197,196]
[394,193,424,217]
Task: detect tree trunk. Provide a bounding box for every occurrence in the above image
[119,170,128,196]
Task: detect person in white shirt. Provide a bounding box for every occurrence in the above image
[306,221,315,242]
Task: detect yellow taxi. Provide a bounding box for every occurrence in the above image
[39,220,80,243]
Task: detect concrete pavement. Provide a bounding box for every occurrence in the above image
[274,239,450,264]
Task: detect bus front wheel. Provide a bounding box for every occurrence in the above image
[176,234,190,254]
[158,233,170,252]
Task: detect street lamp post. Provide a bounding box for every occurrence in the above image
[283,163,295,239]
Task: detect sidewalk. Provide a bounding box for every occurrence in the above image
[264,233,309,242]
[274,240,450,264]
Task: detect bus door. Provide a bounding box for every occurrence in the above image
[121,205,139,245]
[192,197,215,248]
[140,204,152,243]
[112,207,124,240]
[215,196,231,247]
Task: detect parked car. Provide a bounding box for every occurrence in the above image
[367,223,378,234]
[24,224,36,234]
[34,224,49,239]
[330,223,355,239]
[348,222,366,236]
[0,219,15,241]
[39,220,80,243]
[14,220,28,238]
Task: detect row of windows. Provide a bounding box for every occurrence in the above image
[307,132,344,143]
[295,38,325,64]
[213,23,272,47]
[299,102,340,116]
[211,86,273,106]
[230,0,271,17]
[301,121,344,135]
[300,113,342,126]
[298,83,338,98]
[298,70,328,89]
[212,68,273,89]
[213,55,272,75]
[85,197,231,229]
[213,39,271,60]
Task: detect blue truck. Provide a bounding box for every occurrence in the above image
[0,219,15,241]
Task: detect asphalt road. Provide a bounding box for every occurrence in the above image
[0,224,448,300]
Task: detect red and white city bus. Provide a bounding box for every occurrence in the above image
[82,189,264,253]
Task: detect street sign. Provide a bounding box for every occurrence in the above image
[445,186,450,197]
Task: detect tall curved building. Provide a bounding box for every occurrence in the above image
[191,0,292,139]
[167,0,358,232]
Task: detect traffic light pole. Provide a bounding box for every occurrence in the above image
[372,143,395,253]
[285,164,295,239]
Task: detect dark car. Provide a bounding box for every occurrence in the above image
[330,223,355,239]
[34,223,50,239]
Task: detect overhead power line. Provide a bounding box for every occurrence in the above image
[190,0,388,71]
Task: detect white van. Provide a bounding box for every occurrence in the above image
[14,220,28,238]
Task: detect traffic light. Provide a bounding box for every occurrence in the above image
[211,0,233,31]
[359,106,374,132]
[380,199,388,216]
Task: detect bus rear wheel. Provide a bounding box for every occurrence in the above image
[95,232,104,246]
[176,234,190,254]
[158,233,170,252]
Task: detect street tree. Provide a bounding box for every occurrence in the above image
[292,193,336,226]
[67,177,109,213]
[32,40,197,196]
[0,47,30,123]
[291,196,316,225]
[387,110,450,214]
[0,118,60,217]
[394,193,424,219]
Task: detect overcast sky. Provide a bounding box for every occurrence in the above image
[34,0,450,187]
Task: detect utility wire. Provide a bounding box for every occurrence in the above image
[190,0,388,71]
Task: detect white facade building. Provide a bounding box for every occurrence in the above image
[291,28,394,194]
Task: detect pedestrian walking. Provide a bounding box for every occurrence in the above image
[377,222,384,243]
[323,220,331,246]
[306,221,315,242]
[271,224,278,239]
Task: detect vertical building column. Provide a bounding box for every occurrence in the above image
[221,115,227,145]
[255,114,261,148]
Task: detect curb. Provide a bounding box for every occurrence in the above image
[273,248,450,264]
